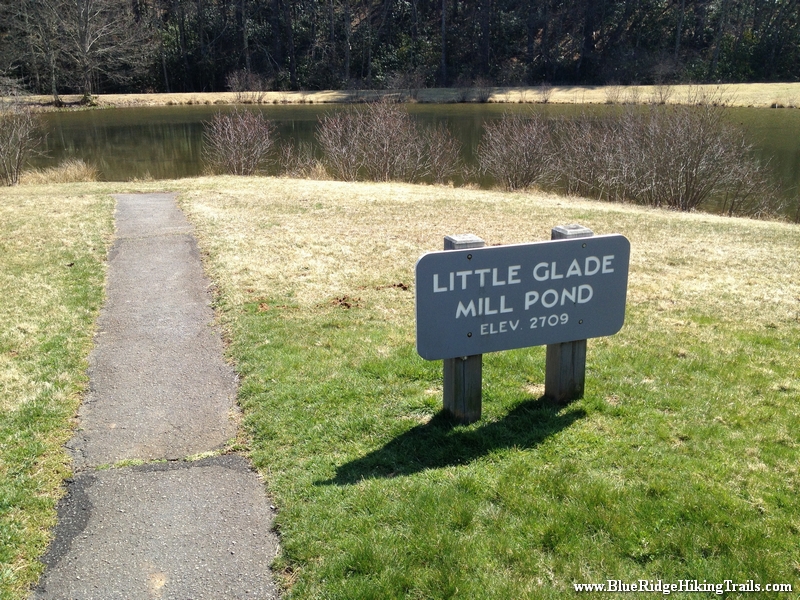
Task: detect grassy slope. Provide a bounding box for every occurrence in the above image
[2,177,798,598]
[176,177,800,598]
[15,81,800,109]
[0,184,113,599]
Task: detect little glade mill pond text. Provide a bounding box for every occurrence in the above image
[415,235,630,360]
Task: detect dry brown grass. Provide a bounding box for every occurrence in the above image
[176,177,800,337]
[9,82,800,110]
[2,176,796,599]
[19,159,98,184]
[175,176,800,599]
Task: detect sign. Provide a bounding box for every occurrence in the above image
[415,234,630,360]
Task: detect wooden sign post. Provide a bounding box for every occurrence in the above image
[442,234,485,424]
[545,225,594,402]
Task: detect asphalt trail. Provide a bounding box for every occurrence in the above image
[34,193,279,600]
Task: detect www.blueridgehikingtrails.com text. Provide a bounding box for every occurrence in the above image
[573,580,793,594]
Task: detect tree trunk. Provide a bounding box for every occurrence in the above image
[440,0,447,85]
[328,0,335,63]
[366,7,372,85]
[75,0,93,99]
[709,0,729,79]
[674,0,685,61]
[576,1,596,79]
[240,0,251,72]
[283,0,298,89]
[479,0,491,75]
[162,50,171,92]
[344,0,351,81]
[526,0,537,70]
[197,0,207,88]
[541,0,551,78]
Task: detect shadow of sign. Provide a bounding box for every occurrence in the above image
[317,395,586,486]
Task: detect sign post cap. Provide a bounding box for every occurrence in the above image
[444,234,486,249]
[551,224,595,239]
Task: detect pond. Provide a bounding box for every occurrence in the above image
[34,104,800,220]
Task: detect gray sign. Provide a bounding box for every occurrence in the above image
[415,234,630,360]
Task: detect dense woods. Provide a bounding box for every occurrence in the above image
[1,0,799,99]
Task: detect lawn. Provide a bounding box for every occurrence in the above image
[2,176,798,599]
[178,177,800,598]
[0,184,113,598]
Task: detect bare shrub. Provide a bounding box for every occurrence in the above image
[718,137,782,218]
[624,85,641,104]
[317,101,461,184]
[356,102,428,181]
[477,112,553,190]
[685,85,702,105]
[684,85,733,107]
[603,83,622,104]
[423,124,463,184]
[545,105,777,215]
[472,77,493,103]
[0,102,43,186]
[551,115,621,199]
[226,69,271,104]
[386,69,427,101]
[621,106,735,210]
[537,82,553,104]
[278,141,328,179]
[202,109,276,175]
[316,110,365,181]
[0,77,26,96]
[19,158,98,184]
[650,84,674,105]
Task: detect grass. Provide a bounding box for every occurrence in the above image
[11,82,800,110]
[0,183,113,598]
[175,177,800,598]
[1,176,798,598]
[18,159,98,185]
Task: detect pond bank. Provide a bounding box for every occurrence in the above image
[12,82,800,111]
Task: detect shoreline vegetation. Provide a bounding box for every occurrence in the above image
[3,82,798,222]
[8,82,800,111]
[202,101,785,220]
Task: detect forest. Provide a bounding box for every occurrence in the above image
[1,0,799,100]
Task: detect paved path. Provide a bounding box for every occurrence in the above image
[34,194,279,599]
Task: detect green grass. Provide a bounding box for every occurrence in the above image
[178,177,800,598]
[0,184,113,599]
[229,306,800,598]
[2,176,798,599]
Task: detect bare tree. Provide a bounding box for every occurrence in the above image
[4,0,65,103]
[59,0,156,101]
[0,101,43,185]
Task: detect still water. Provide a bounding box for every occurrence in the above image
[35,104,800,218]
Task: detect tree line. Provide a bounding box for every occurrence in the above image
[1,0,799,100]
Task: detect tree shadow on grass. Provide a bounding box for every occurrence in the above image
[317,395,586,486]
